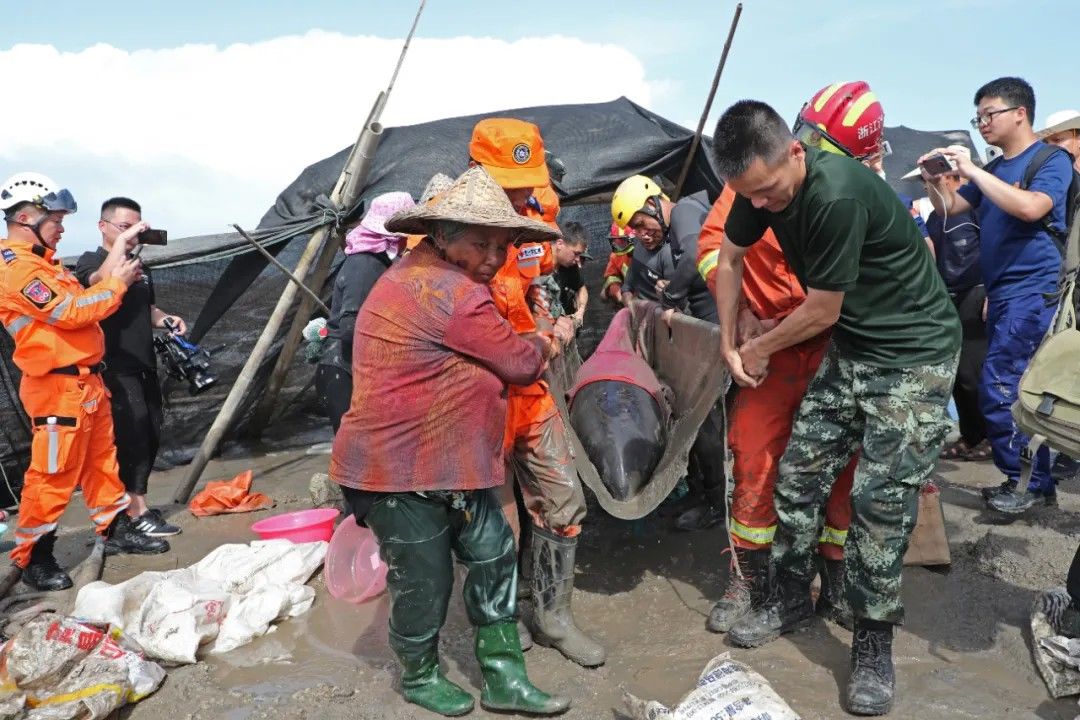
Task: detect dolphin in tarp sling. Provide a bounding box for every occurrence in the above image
[547,303,729,519]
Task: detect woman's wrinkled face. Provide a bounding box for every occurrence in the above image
[438,225,512,283]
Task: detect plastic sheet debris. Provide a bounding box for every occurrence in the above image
[188,469,274,517]
[0,613,165,719]
[622,653,800,720]
[73,539,326,664]
[1032,587,1080,698]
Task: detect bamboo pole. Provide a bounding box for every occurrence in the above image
[245,0,427,435]
[672,2,743,200]
[172,118,385,504]
[233,224,330,315]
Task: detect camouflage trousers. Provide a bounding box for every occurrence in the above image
[772,345,958,624]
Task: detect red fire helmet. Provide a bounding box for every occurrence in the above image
[793,81,888,161]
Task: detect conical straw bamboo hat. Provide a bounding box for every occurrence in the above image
[386,166,557,242]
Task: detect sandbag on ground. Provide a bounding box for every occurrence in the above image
[551,301,728,519]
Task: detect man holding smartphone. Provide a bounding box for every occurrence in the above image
[921,77,1073,514]
[75,197,184,537]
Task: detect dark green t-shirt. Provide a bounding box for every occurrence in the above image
[725,146,960,368]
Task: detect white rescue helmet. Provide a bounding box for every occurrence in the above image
[0,172,78,216]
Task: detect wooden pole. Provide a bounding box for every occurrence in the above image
[245,111,386,436]
[172,119,385,504]
[672,2,743,200]
[246,0,428,436]
[233,224,330,314]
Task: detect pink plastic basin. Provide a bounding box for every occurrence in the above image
[250,508,339,544]
[325,515,388,603]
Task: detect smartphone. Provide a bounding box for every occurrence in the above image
[919,153,955,177]
[138,228,168,245]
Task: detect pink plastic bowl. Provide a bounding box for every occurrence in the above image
[325,515,388,603]
[250,508,339,544]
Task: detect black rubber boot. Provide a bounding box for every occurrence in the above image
[23,531,73,591]
[527,526,605,667]
[846,621,895,716]
[104,513,170,555]
[728,570,815,648]
[707,548,769,633]
[816,556,854,631]
[674,503,726,531]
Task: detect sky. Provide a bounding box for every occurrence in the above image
[2,0,1075,254]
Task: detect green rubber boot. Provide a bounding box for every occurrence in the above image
[395,631,474,717]
[476,621,571,715]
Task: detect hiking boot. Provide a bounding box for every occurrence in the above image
[104,513,170,556]
[400,646,474,716]
[674,504,726,532]
[845,622,895,716]
[728,571,815,648]
[132,509,182,537]
[988,489,1057,514]
[476,621,571,715]
[707,548,769,634]
[980,479,1016,501]
[816,556,854,631]
[527,526,605,667]
[23,531,72,592]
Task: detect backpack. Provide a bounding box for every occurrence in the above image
[986,144,1080,264]
[1012,201,1080,467]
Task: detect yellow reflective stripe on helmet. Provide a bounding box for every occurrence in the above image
[819,525,848,547]
[697,249,719,282]
[729,518,776,545]
[813,82,844,112]
[842,91,878,127]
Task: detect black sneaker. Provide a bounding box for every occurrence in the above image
[105,513,170,555]
[132,509,182,537]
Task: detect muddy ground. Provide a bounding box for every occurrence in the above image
[25,434,1080,720]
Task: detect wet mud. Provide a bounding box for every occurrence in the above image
[34,443,1080,720]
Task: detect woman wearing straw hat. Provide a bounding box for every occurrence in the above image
[316,191,415,432]
[329,166,570,717]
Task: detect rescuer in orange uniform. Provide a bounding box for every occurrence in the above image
[695,82,896,636]
[469,119,604,668]
[602,223,634,303]
[0,173,169,592]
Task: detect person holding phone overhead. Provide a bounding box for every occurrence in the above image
[76,197,186,539]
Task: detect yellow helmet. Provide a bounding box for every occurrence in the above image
[611,175,668,230]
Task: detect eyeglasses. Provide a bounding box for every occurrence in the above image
[103,219,134,232]
[970,106,1019,129]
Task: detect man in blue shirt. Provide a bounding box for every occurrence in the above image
[924,77,1073,514]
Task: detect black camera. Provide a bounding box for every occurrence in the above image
[153,318,217,395]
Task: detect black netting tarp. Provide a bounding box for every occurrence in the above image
[0,102,978,489]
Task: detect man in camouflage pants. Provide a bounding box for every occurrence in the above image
[709,100,960,716]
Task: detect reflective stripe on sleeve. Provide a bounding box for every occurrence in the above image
[75,290,114,308]
[697,249,719,283]
[47,295,72,323]
[729,518,776,546]
[819,525,849,547]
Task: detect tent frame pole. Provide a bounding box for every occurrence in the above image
[672,2,743,200]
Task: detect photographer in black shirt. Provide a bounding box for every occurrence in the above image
[75,197,183,538]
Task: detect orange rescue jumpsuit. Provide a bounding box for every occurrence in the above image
[602,248,632,302]
[697,188,856,561]
[489,189,586,537]
[0,238,132,567]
